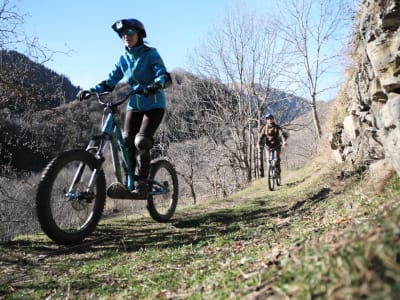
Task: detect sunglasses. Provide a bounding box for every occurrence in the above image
[120,28,136,37]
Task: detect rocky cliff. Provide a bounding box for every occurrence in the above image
[330,0,400,178]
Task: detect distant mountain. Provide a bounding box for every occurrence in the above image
[262,89,311,124]
[0,50,79,113]
[169,69,311,127]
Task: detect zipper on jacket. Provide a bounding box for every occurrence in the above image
[136,94,141,111]
[127,52,141,111]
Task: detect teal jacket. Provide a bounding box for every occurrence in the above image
[92,44,169,112]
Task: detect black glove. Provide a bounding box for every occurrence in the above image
[143,83,161,97]
[77,90,92,101]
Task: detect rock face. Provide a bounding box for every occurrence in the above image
[330,0,400,175]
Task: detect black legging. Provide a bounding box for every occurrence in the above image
[123,108,164,179]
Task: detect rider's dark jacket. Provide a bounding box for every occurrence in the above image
[91,44,170,112]
[259,122,286,148]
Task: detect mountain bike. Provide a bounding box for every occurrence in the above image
[267,147,281,191]
[36,89,179,245]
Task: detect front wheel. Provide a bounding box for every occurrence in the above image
[268,164,275,191]
[147,159,179,222]
[36,150,106,244]
[276,168,281,186]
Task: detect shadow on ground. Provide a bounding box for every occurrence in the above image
[0,187,332,259]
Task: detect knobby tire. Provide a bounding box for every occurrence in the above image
[36,150,106,244]
[268,164,275,191]
[276,168,282,186]
[147,159,179,222]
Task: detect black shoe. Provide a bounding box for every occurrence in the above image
[107,182,132,199]
[130,181,149,200]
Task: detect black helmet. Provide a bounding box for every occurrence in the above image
[264,113,274,120]
[112,18,147,38]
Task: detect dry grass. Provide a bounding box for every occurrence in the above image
[1,155,399,299]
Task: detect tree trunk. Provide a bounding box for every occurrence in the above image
[311,101,322,139]
[258,147,264,178]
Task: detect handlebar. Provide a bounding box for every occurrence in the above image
[81,89,145,109]
[78,83,162,109]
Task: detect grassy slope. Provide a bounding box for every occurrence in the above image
[1,158,399,299]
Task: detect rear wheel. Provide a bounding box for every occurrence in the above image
[147,159,179,222]
[36,150,106,244]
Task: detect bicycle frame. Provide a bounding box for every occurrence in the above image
[90,111,171,197]
[66,91,172,200]
[266,146,281,191]
[268,148,277,167]
[87,107,135,191]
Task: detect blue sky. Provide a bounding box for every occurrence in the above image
[16,0,269,89]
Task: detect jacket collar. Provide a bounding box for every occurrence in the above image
[126,43,146,56]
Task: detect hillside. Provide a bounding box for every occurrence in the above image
[0,54,311,174]
[281,100,333,169]
[1,154,399,299]
[0,50,80,172]
[170,69,310,126]
[0,50,79,112]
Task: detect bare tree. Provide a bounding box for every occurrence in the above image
[0,0,24,49]
[192,1,290,183]
[274,0,349,140]
[162,71,247,201]
[0,0,63,62]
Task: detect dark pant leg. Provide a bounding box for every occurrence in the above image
[124,109,164,179]
[276,147,282,171]
[123,110,143,173]
[136,109,164,178]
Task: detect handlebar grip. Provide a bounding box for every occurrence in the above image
[77,90,92,101]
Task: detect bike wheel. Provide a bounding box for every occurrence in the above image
[276,168,282,186]
[36,150,106,244]
[268,165,275,191]
[147,159,178,222]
